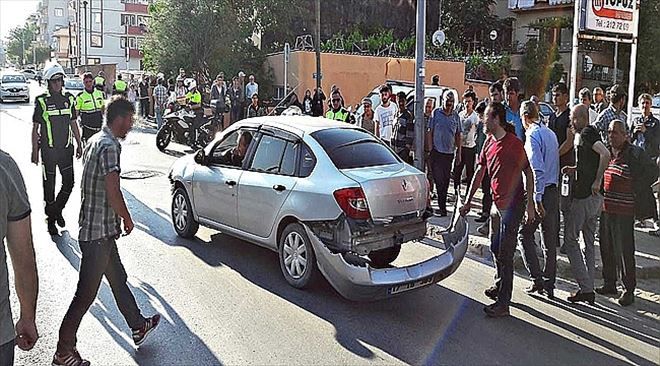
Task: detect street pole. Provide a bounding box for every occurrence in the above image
[21,33,25,66]
[413,0,426,171]
[284,43,290,98]
[612,41,618,84]
[315,0,321,93]
[83,0,88,66]
[568,0,580,107]
[625,0,640,125]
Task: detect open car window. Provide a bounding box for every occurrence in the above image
[209,129,255,168]
[249,134,294,175]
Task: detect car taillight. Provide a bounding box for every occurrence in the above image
[333,187,371,220]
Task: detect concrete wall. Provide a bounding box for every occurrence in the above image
[266,51,489,108]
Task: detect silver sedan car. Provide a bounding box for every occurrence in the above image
[168,116,468,300]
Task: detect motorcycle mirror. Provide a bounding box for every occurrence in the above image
[194,149,206,165]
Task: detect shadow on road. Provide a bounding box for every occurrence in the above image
[52,231,222,365]
[119,189,654,365]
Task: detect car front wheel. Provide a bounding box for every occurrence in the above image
[279,223,320,289]
[171,187,198,238]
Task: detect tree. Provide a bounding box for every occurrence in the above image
[5,22,49,66]
[520,38,560,97]
[634,0,660,94]
[142,0,303,95]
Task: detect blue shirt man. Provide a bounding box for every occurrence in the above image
[525,122,560,202]
[503,77,525,141]
[507,105,525,141]
[429,107,462,154]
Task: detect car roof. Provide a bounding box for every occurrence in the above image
[1,72,26,78]
[234,116,358,137]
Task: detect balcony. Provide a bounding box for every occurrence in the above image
[126,25,145,36]
[508,0,573,12]
[125,3,148,14]
[128,48,142,58]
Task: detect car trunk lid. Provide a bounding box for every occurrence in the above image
[340,164,427,221]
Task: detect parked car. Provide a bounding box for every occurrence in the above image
[168,116,468,301]
[63,77,84,94]
[21,69,36,80]
[0,72,30,103]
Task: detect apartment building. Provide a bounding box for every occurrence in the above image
[496,0,620,92]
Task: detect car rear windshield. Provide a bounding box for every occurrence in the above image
[65,79,83,89]
[2,75,26,83]
[311,128,399,169]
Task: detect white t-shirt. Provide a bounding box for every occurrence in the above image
[374,102,398,140]
[459,110,479,148]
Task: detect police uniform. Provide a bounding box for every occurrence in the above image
[75,88,105,143]
[94,75,105,92]
[113,79,127,96]
[325,107,353,123]
[33,90,77,221]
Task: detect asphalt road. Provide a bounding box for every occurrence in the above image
[1,81,658,365]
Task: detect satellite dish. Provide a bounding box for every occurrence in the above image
[432,30,446,47]
[489,30,498,41]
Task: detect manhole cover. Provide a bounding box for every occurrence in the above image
[120,170,163,179]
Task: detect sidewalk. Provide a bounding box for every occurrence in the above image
[427,190,660,307]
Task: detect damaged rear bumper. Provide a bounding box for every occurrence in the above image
[304,215,469,301]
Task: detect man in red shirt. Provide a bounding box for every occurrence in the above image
[460,102,535,317]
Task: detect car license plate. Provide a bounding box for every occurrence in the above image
[388,276,436,295]
[11,93,20,96]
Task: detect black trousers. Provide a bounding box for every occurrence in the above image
[453,147,476,197]
[519,185,560,290]
[81,125,101,145]
[41,147,74,220]
[57,238,145,353]
[0,339,14,366]
[599,212,636,291]
[140,98,149,117]
[431,150,455,213]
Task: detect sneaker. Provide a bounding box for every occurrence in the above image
[132,314,161,346]
[56,215,66,228]
[567,291,595,305]
[525,282,544,295]
[618,291,634,307]
[52,350,90,366]
[484,303,509,318]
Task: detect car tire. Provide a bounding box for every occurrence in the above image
[156,125,171,151]
[171,187,198,238]
[368,246,401,268]
[279,223,320,289]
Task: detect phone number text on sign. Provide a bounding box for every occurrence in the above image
[595,19,631,31]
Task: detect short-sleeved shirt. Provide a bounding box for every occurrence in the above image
[429,108,461,154]
[459,110,479,148]
[78,127,122,242]
[0,150,31,346]
[506,105,525,141]
[374,102,398,141]
[573,125,602,199]
[479,133,528,210]
[548,108,575,168]
[153,85,169,109]
[595,105,627,142]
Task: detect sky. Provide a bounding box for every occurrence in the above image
[0,0,40,41]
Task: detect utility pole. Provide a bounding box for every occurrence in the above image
[413,0,426,171]
[315,0,321,93]
[21,32,25,66]
[82,0,88,65]
[612,41,618,83]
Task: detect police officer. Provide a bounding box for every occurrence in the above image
[94,70,106,93]
[113,74,128,97]
[325,89,354,123]
[76,72,105,145]
[185,79,203,144]
[31,62,83,236]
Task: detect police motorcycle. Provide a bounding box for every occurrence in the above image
[156,79,216,151]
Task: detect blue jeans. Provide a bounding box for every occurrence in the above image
[155,107,164,129]
[489,200,525,306]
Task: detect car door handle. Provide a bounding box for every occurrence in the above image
[225,180,237,186]
[272,184,286,192]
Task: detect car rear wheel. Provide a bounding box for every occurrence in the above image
[368,246,401,268]
[279,223,319,289]
[172,187,198,238]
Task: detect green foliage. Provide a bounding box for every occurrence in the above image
[529,16,572,30]
[466,53,511,80]
[142,0,303,97]
[5,22,49,66]
[521,38,560,96]
[635,0,660,93]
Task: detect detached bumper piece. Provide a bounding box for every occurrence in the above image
[305,214,468,301]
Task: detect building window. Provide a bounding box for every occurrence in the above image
[121,0,150,4]
[54,8,64,17]
[128,37,136,49]
[88,57,101,65]
[121,14,136,26]
[91,34,102,48]
[559,28,572,51]
[137,15,149,26]
[93,12,101,24]
[120,36,127,49]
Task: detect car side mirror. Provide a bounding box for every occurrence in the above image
[194,149,207,165]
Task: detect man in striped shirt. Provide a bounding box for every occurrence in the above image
[597,120,658,306]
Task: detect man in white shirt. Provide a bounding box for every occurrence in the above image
[579,88,599,125]
[454,90,479,197]
[374,84,398,144]
[245,74,259,99]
